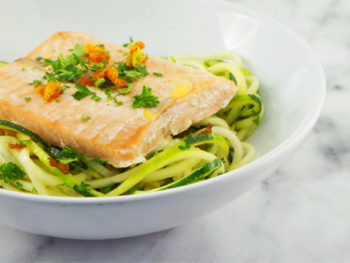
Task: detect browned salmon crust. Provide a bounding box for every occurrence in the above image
[0,32,237,167]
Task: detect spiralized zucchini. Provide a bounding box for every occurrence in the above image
[0,52,263,197]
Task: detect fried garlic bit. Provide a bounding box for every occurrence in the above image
[84,43,110,64]
[34,81,62,102]
[126,41,148,68]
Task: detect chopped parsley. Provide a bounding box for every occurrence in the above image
[153,72,163,77]
[30,39,152,108]
[73,83,97,101]
[0,162,26,184]
[29,79,42,86]
[113,97,123,105]
[55,146,107,173]
[136,64,148,76]
[73,182,94,197]
[99,183,119,194]
[81,114,91,121]
[116,61,148,84]
[118,83,133,95]
[16,181,23,190]
[94,77,105,87]
[24,97,31,102]
[132,86,159,108]
[123,36,134,47]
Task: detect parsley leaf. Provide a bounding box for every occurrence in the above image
[94,78,105,87]
[123,36,134,47]
[99,183,119,194]
[29,79,42,85]
[56,146,107,172]
[118,83,133,95]
[73,182,94,197]
[153,72,163,77]
[16,181,23,190]
[24,97,31,102]
[113,97,123,105]
[73,43,86,57]
[73,83,96,100]
[136,64,148,76]
[81,114,91,121]
[0,162,26,184]
[132,86,159,108]
[117,61,148,83]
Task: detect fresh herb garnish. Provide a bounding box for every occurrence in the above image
[16,181,23,190]
[0,162,26,184]
[72,83,96,100]
[132,86,159,108]
[113,97,123,105]
[123,36,134,47]
[73,182,94,197]
[136,64,148,76]
[24,97,31,102]
[29,79,42,86]
[94,77,105,87]
[55,146,107,172]
[99,183,119,194]
[81,114,91,121]
[118,83,133,95]
[153,72,163,77]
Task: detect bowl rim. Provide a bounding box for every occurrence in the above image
[0,1,326,204]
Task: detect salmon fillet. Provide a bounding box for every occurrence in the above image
[0,32,236,167]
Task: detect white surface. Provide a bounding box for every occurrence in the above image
[0,0,347,261]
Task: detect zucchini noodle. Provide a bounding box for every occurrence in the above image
[0,52,263,197]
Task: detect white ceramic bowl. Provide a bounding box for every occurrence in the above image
[0,0,325,239]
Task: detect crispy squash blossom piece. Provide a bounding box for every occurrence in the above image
[126,41,148,68]
[84,43,110,64]
[93,67,127,88]
[78,74,94,86]
[34,81,62,102]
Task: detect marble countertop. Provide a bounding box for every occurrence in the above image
[1,0,349,262]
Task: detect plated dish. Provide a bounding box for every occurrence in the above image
[0,0,325,239]
[0,32,263,197]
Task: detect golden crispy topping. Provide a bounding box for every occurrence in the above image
[125,41,148,68]
[93,67,127,88]
[84,43,110,64]
[34,81,62,102]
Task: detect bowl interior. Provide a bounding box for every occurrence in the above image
[0,0,324,164]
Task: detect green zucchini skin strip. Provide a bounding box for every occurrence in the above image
[135,158,222,194]
[159,158,221,191]
[0,120,49,149]
[221,94,262,125]
[106,134,228,196]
